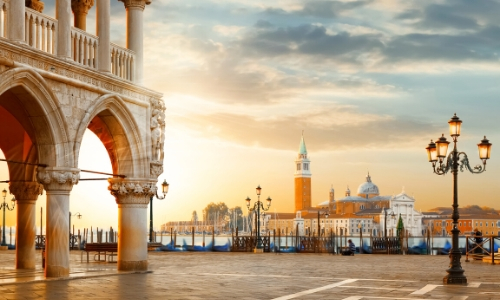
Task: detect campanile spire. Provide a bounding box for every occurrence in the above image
[294,132,312,211]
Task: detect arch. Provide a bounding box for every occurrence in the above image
[74,94,146,177]
[0,67,70,170]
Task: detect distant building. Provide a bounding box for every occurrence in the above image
[266,134,424,236]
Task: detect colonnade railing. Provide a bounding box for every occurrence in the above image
[25,8,58,54]
[4,7,137,82]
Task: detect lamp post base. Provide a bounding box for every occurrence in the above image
[254,248,264,253]
[443,268,467,285]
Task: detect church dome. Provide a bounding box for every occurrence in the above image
[357,173,379,198]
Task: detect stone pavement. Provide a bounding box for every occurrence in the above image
[1,250,500,299]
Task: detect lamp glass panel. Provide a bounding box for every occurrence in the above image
[478,142,492,160]
[426,142,437,162]
[162,180,169,194]
[436,139,449,157]
[449,121,461,136]
[1,189,6,198]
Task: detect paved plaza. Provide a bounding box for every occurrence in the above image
[0,250,500,299]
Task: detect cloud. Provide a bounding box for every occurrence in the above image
[264,0,374,18]
[175,106,437,151]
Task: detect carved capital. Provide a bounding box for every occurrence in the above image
[108,178,156,205]
[9,181,43,201]
[37,167,80,192]
[150,162,163,178]
[71,0,95,15]
[26,0,45,13]
[119,0,151,10]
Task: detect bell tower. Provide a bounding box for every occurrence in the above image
[294,133,311,211]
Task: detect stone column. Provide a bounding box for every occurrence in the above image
[56,0,72,58]
[119,0,152,85]
[96,0,110,72]
[108,178,156,271]
[9,182,43,269]
[9,0,25,42]
[71,0,94,31]
[38,167,79,277]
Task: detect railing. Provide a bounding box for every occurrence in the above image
[25,8,57,55]
[465,235,500,264]
[371,237,401,254]
[110,43,135,81]
[71,27,98,69]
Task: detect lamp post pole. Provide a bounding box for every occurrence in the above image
[246,185,272,253]
[426,114,492,285]
[317,210,329,237]
[69,212,82,249]
[1,189,15,246]
[149,179,169,243]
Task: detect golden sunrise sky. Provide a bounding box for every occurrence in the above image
[2,0,500,232]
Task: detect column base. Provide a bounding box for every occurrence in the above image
[118,260,148,271]
[45,266,69,277]
[16,261,36,269]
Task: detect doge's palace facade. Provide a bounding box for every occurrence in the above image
[0,0,165,277]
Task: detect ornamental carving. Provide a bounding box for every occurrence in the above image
[119,0,152,10]
[108,179,157,205]
[71,0,94,14]
[150,98,165,164]
[37,168,80,191]
[150,162,163,178]
[26,0,45,13]
[9,181,44,201]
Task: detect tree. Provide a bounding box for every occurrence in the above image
[191,210,198,224]
[202,202,229,223]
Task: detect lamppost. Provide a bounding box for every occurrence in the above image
[425,113,492,285]
[317,210,329,237]
[358,221,364,254]
[383,208,395,239]
[69,212,82,249]
[149,179,169,243]
[1,189,15,246]
[246,185,272,253]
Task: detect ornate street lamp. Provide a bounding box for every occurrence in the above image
[1,188,15,246]
[150,179,169,243]
[425,114,491,285]
[246,185,272,252]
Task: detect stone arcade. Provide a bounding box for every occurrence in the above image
[0,0,165,277]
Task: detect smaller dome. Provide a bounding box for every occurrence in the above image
[357,173,379,197]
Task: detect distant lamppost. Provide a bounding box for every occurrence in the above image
[1,189,15,246]
[317,210,329,237]
[383,208,395,239]
[149,179,169,243]
[246,185,272,252]
[426,114,491,285]
[358,221,364,254]
[69,212,82,249]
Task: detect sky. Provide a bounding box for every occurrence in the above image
[2,0,500,232]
